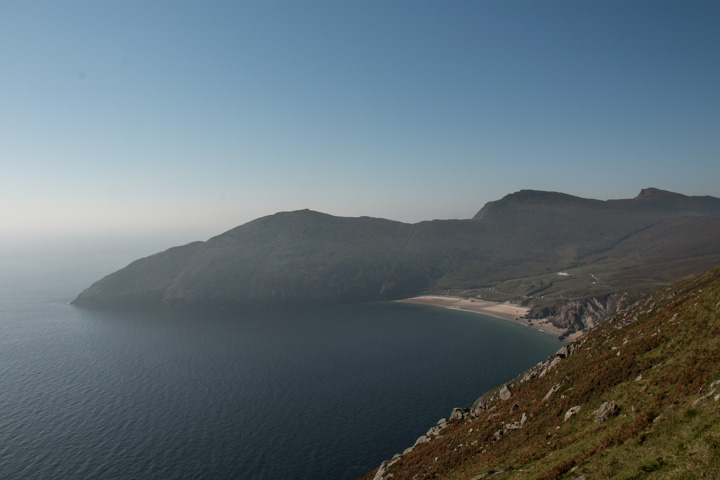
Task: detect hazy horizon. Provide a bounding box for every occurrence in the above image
[3,1,719,249]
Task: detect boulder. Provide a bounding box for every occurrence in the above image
[543,383,561,402]
[450,408,470,421]
[595,400,617,423]
[499,384,512,401]
[470,399,487,417]
[564,405,581,421]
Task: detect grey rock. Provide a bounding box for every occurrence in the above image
[372,461,389,480]
[543,383,561,402]
[499,384,512,401]
[471,399,487,417]
[556,344,570,357]
[426,425,442,437]
[451,407,470,421]
[549,355,563,369]
[426,418,450,437]
[505,421,521,430]
[595,401,617,423]
[381,454,400,473]
[564,405,581,421]
[527,293,633,332]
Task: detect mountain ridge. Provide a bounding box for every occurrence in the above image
[72,188,720,333]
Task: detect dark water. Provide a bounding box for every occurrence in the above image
[0,252,562,479]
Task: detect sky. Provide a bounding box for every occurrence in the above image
[2,0,719,253]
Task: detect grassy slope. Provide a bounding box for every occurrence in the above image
[363,266,720,479]
[73,211,425,308]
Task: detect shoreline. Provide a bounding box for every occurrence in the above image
[397,295,573,339]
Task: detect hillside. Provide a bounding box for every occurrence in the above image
[361,266,720,479]
[72,189,720,325]
[72,210,441,309]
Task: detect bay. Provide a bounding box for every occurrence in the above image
[0,252,562,479]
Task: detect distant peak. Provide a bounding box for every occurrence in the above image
[625,188,720,213]
[634,188,686,200]
[505,190,579,202]
[261,208,339,224]
[472,190,600,220]
[279,208,328,216]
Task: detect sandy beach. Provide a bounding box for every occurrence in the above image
[397,295,569,338]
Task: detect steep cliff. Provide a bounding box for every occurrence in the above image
[526,293,635,335]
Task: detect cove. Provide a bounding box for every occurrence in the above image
[0,253,562,479]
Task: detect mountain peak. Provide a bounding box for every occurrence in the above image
[634,187,686,200]
[472,190,602,221]
[501,189,585,203]
[626,188,720,213]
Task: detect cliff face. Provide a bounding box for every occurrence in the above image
[72,189,720,319]
[361,266,720,479]
[527,293,635,334]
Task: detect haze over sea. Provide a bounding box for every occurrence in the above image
[0,250,561,479]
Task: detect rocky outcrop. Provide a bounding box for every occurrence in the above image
[450,407,470,421]
[527,293,634,334]
[595,400,617,423]
[498,384,512,401]
[564,405,581,421]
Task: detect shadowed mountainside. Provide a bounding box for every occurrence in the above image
[361,265,720,479]
[72,189,720,317]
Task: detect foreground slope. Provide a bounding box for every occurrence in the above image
[362,266,720,479]
[72,189,720,315]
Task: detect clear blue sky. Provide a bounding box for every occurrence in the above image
[2,1,719,251]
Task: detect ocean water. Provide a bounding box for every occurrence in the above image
[0,251,562,479]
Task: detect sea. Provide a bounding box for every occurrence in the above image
[0,250,562,480]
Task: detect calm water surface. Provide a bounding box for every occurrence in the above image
[0,252,562,479]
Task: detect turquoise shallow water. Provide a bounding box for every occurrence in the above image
[0,252,562,479]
